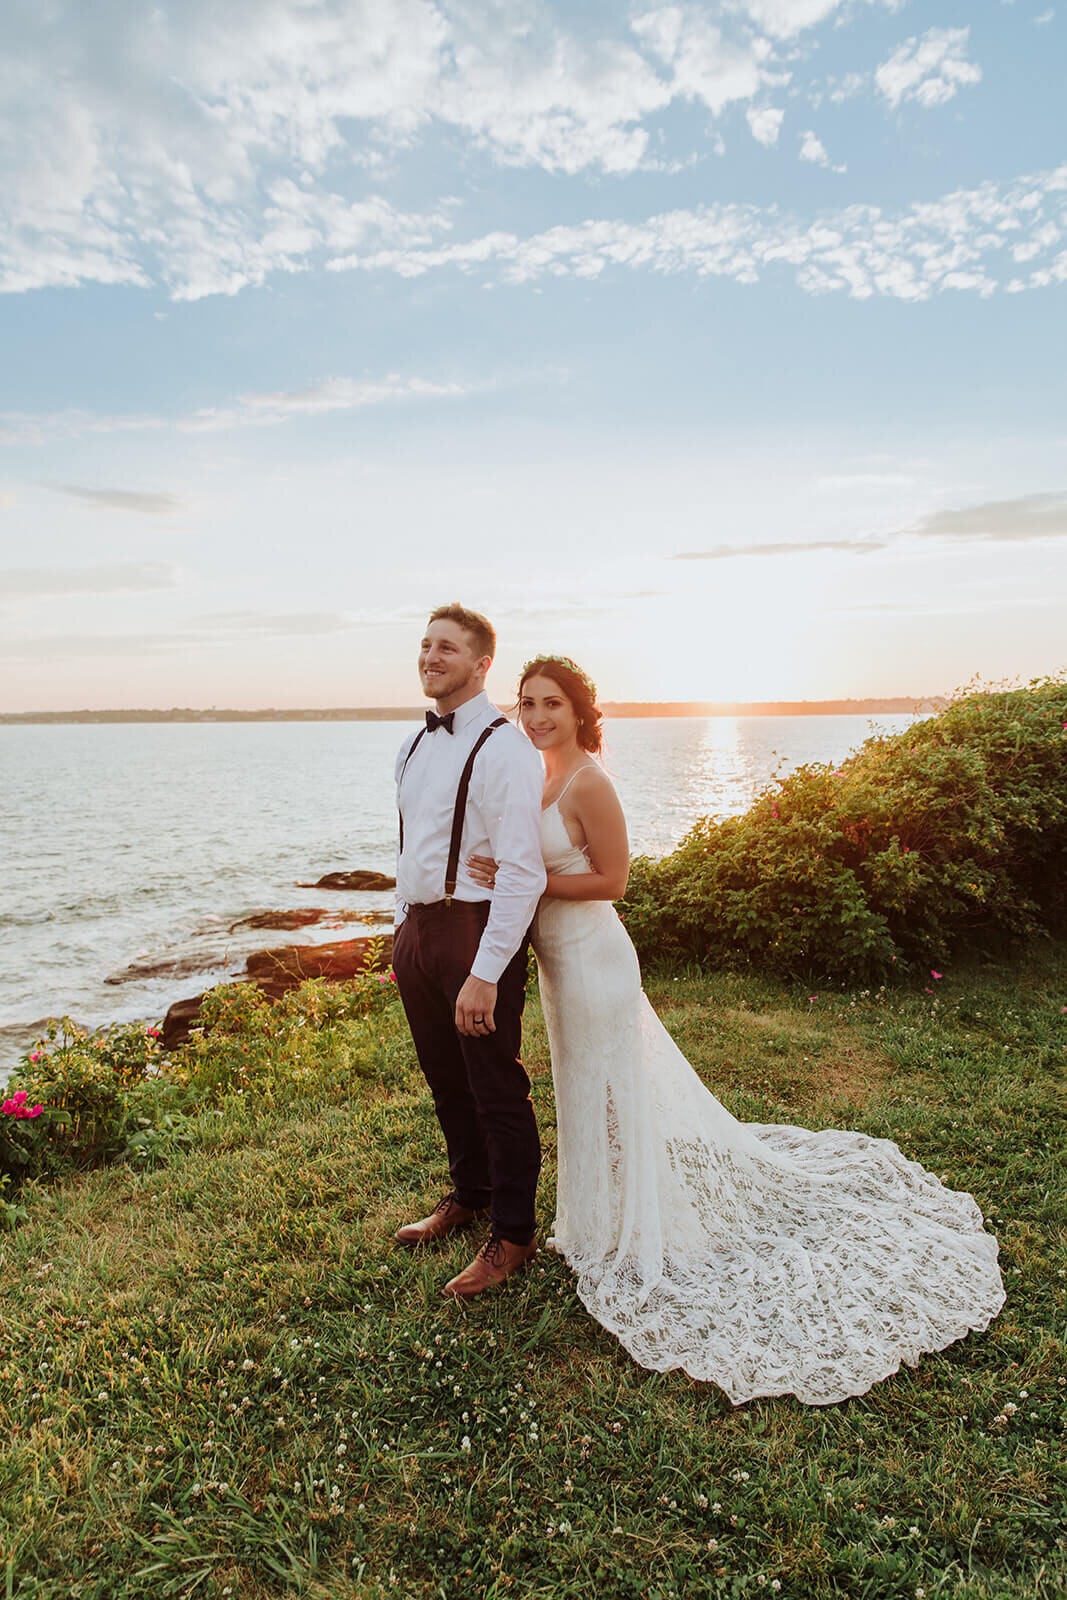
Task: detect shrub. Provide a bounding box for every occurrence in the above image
[3,1020,187,1198]
[172,966,402,1103]
[619,676,1067,983]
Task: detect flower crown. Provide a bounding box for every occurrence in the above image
[520,655,598,702]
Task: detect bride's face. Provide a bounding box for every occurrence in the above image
[519,673,580,752]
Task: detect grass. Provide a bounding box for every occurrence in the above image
[1,946,1065,1599]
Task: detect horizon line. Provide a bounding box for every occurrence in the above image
[0,695,949,723]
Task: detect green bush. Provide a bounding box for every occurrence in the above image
[3,1020,189,1202]
[173,967,401,1103]
[619,676,1067,983]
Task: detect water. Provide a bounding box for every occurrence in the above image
[0,714,920,1072]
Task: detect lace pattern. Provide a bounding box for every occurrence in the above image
[531,803,1005,1406]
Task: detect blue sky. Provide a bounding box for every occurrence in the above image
[1,0,1065,709]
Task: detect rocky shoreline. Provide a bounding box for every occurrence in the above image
[156,866,397,1047]
[1,868,401,1074]
[162,928,395,1047]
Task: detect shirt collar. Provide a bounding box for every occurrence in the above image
[448,689,491,735]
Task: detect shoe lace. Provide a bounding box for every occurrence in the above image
[433,1192,462,1216]
[478,1231,508,1270]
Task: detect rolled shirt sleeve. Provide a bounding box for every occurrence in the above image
[468,737,546,984]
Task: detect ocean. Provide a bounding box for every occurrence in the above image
[0,713,921,1074]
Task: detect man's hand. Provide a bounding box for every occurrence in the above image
[456,975,498,1037]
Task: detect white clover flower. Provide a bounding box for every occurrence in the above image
[461,1436,471,1453]
[558,1521,572,1536]
[706,1538,718,1552]
[241,1359,254,1371]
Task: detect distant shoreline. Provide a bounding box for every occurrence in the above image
[0,698,944,725]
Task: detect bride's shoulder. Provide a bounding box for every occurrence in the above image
[568,763,618,804]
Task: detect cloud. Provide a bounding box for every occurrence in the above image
[1,371,475,445]
[876,27,982,110]
[672,537,888,560]
[798,130,845,172]
[330,161,1067,301]
[0,1,917,299]
[1,562,180,597]
[746,105,784,147]
[52,485,183,515]
[179,373,474,432]
[669,491,1067,563]
[902,491,1067,543]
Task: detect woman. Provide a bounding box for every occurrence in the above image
[468,656,1005,1406]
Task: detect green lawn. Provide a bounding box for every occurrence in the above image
[1,949,1065,1599]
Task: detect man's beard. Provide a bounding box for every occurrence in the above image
[421,663,474,700]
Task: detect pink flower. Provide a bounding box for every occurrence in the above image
[25,1105,43,1118]
[931,970,943,980]
[809,995,817,1002]
[924,987,933,994]
[1,1100,14,1115]
[29,1051,41,1062]
[10,1091,27,1106]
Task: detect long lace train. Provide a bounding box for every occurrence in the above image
[531,803,1005,1406]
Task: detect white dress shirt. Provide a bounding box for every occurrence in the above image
[394,691,547,984]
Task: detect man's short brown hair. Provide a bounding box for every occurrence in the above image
[427,603,496,662]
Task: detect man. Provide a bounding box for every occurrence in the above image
[391,603,546,1298]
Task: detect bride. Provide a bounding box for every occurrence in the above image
[468,654,1005,1407]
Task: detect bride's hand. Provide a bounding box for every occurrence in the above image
[467,852,499,889]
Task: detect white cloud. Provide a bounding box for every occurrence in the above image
[0,0,898,299]
[328,162,1067,301]
[634,9,770,118]
[746,105,785,146]
[798,129,845,172]
[876,27,983,111]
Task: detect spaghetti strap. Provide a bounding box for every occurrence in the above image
[554,765,593,804]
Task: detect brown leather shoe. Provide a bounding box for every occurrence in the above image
[394,1193,484,1249]
[441,1232,539,1299]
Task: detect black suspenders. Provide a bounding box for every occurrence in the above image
[398,716,507,906]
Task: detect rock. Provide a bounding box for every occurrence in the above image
[162,992,218,1050]
[297,870,396,891]
[162,933,394,1046]
[105,951,239,985]
[246,935,394,998]
[230,908,329,932]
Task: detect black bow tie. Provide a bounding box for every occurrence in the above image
[425,709,455,734]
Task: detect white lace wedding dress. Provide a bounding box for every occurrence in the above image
[531,799,1006,1406]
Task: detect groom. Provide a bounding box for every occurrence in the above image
[390,603,546,1298]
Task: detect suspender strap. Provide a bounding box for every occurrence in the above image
[445,717,507,904]
[397,726,427,854]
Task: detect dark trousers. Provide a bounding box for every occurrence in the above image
[392,900,540,1246]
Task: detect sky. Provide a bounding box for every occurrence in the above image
[1,0,1065,711]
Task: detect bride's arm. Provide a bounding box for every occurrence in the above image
[545,770,629,902]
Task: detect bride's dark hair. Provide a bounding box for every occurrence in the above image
[518,656,604,755]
